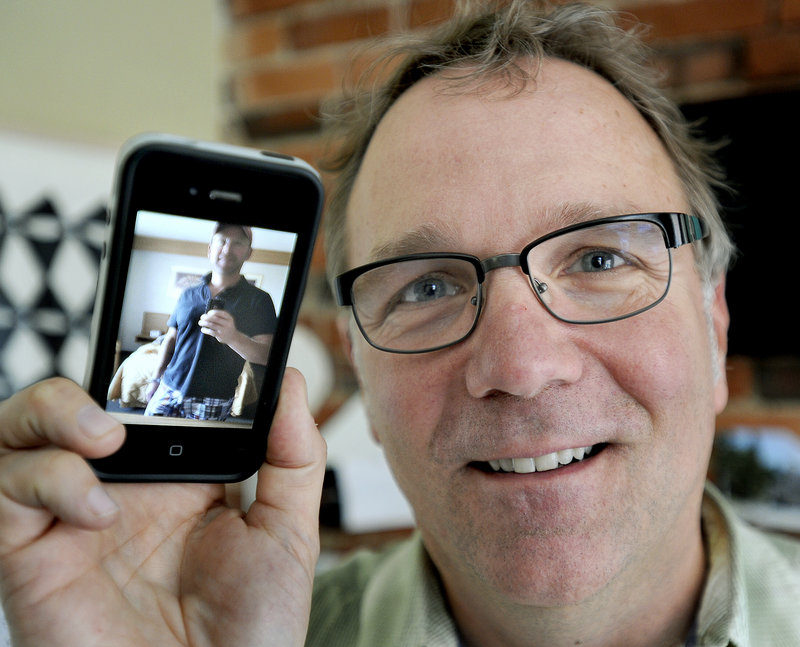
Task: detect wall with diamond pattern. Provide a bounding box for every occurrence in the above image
[0,132,115,398]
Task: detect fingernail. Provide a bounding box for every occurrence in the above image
[77,405,119,439]
[87,485,119,518]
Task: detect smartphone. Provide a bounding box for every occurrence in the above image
[206,296,226,312]
[85,133,323,482]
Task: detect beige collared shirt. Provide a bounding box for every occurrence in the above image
[308,484,800,646]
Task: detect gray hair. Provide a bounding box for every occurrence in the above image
[321,0,735,287]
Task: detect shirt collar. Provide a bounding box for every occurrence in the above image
[366,483,780,647]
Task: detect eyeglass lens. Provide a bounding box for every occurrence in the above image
[350,257,480,352]
[349,220,671,353]
[528,220,670,323]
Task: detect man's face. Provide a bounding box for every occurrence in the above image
[209,226,251,276]
[344,59,729,607]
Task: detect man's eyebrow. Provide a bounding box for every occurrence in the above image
[365,202,640,261]
[367,222,461,262]
[543,202,625,230]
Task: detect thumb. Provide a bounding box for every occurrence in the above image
[247,368,326,537]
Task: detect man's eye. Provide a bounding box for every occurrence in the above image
[398,276,461,303]
[571,249,629,273]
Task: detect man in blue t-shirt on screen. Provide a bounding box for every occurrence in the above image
[144,222,277,420]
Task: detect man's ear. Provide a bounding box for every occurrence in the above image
[336,315,355,367]
[335,314,382,444]
[710,277,730,414]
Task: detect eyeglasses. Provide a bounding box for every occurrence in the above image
[334,213,709,354]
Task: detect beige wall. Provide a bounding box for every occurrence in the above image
[0,0,223,146]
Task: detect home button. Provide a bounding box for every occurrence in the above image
[169,445,184,457]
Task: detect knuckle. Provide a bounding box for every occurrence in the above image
[0,448,96,533]
[22,377,80,418]
[0,378,87,450]
[47,447,84,472]
[37,449,90,486]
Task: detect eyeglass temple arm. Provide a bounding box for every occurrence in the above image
[334,281,355,307]
[668,213,709,248]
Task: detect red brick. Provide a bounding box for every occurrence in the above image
[717,407,800,437]
[682,43,738,84]
[409,0,458,29]
[746,29,800,77]
[725,356,755,400]
[310,238,328,274]
[783,0,800,22]
[624,0,770,41]
[340,42,402,91]
[241,102,321,138]
[234,58,339,107]
[290,7,391,49]
[229,17,285,61]
[227,0,314,18]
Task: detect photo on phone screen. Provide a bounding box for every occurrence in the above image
[105,210,297,429]
[85,134,323,482]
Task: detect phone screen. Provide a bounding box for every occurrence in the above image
[86,135,322,482]
[107,210,298,430]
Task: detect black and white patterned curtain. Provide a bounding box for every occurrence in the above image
[0,197,106,398]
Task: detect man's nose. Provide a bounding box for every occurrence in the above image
[463,270,583,399]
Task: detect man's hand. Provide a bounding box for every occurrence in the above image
[144,379,160,402]
[199,309,238,345]
[0,369,325,646]
[199,309,271,365]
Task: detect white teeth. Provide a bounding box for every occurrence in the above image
[557,449,573,465]
[488,446,595,474]
[534,453,558,472]
[512,457,535,473]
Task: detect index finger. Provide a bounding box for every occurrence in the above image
[0,378,125,458]
[205,310,232,323]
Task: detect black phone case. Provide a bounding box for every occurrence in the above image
[85,134,323,482]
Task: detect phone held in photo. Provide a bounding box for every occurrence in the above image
[84,133,324,482]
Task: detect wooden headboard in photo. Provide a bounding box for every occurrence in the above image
[136,312,170,343]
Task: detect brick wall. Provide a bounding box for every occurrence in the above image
[221,0,800,424]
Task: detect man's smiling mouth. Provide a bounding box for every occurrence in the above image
[474,444,609,474]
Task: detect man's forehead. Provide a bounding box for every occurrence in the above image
[213,225,250,241]
[365,57,639,146]
[346,58,684,267]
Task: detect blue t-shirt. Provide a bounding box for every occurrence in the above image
[163,273,277,399]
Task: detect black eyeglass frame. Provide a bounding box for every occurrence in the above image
[334,212,709,354]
